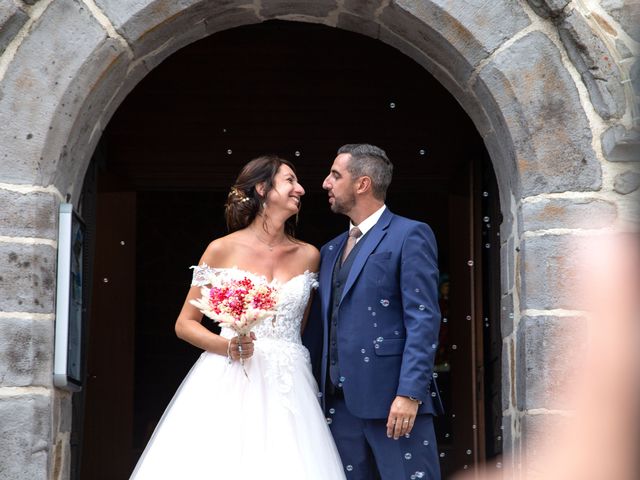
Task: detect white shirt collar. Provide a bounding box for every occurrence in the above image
[349,205,386,240]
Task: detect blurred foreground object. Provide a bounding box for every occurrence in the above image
[456,233,639,480]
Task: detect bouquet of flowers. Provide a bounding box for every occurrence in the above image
[189,272,278,377]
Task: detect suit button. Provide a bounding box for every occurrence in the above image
[331,341,336,346]
[331,360,336,365]
[336,281,341,287]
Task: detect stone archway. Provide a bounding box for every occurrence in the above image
[0,1,636,478]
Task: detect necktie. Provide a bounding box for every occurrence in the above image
[341,227,362,265]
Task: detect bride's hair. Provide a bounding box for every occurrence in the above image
[225,155,299,236]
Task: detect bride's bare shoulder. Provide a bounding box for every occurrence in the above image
[200,231,248,266]
[293,240,320,272]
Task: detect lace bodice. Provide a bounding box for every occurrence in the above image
[191,266,318,399]
[191,265,318,345]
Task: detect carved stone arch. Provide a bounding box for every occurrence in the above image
[0,0,601,205]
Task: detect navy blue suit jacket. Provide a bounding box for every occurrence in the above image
[307,208,444,419]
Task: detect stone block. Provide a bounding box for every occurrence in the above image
[501,337,513,410]
[51,434,70,480]
[526,0,570,19]
[631,58,639,97]
[51,41,130,198]
[93,0,198,39]
[0,317,53,387]
[520,234,590,310]
[0,243,56,313]
[520,413,571,469]
[614,171,640,195]
[0,0,120,186]
[95,0,258,56]
[337,11,380,39]
[52,390,72,434]
[501,414,512,454]
[0,0,27,56]
[500,292,514,338]
[480,126,522,200]
[602,125,640,162]
[205,6,261,35]
[260,0,337,19]
[343,0,386,19]
[0,190,59,239]
[500,236,515,295]
[521,197,617,230]
[116,4,209,59]
[380,0,530,85]
[615,38,633,60]
[601,0,640,42]
[474,32,601,196]
[559,10,625,119]
[516,315,586,410]
[0,394,51,480]
[499,196,515,240]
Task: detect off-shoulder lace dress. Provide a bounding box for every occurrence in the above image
[130,266,346,479]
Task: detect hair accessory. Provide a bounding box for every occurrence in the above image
[230,187,250,203]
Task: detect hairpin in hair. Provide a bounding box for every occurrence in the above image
[230,187,250,203]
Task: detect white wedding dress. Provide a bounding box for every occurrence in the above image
[130,266,346,479]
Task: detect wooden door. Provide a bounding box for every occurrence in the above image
[437,159,485,478]
[80,192,136,479]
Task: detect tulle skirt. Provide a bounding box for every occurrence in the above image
[130,337,346,479]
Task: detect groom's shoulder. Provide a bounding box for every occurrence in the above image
[388,212,432,232]
[387,213,437,244]
[319,232,345,253]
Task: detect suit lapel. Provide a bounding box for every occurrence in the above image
[340,209,393,304]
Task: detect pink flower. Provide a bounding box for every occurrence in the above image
[190,276,278,335]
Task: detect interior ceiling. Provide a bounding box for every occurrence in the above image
[102,20,483,193]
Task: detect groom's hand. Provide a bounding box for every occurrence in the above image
[386,396,419,440]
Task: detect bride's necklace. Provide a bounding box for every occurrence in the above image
[253,229,287,251]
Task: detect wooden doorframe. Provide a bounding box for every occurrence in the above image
[471,157,487,466]
[442,154,501,477]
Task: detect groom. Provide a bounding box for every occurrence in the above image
[313,144,443,479]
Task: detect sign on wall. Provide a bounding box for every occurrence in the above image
[53,203,86,391]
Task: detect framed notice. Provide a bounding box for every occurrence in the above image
[54,204,86,391]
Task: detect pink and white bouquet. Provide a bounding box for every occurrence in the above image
[189,273,278,376]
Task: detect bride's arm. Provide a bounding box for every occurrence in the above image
[175,284,229,355]
[175,239,252,360]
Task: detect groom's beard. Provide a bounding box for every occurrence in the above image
[330,191,356,215]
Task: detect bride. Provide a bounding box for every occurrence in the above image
[130,155,346,479]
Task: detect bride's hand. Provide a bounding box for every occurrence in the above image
[227,332,256,361]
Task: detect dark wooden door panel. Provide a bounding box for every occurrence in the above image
[81,192,136,480]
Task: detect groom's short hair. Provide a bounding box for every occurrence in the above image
[337,144,393,200]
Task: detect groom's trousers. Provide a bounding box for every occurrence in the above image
[327,394,440,480]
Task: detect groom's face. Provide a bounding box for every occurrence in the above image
[322,153,357,215]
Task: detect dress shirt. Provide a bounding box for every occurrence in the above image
[349,205,386,244]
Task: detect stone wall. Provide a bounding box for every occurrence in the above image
[0,1,637,478]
